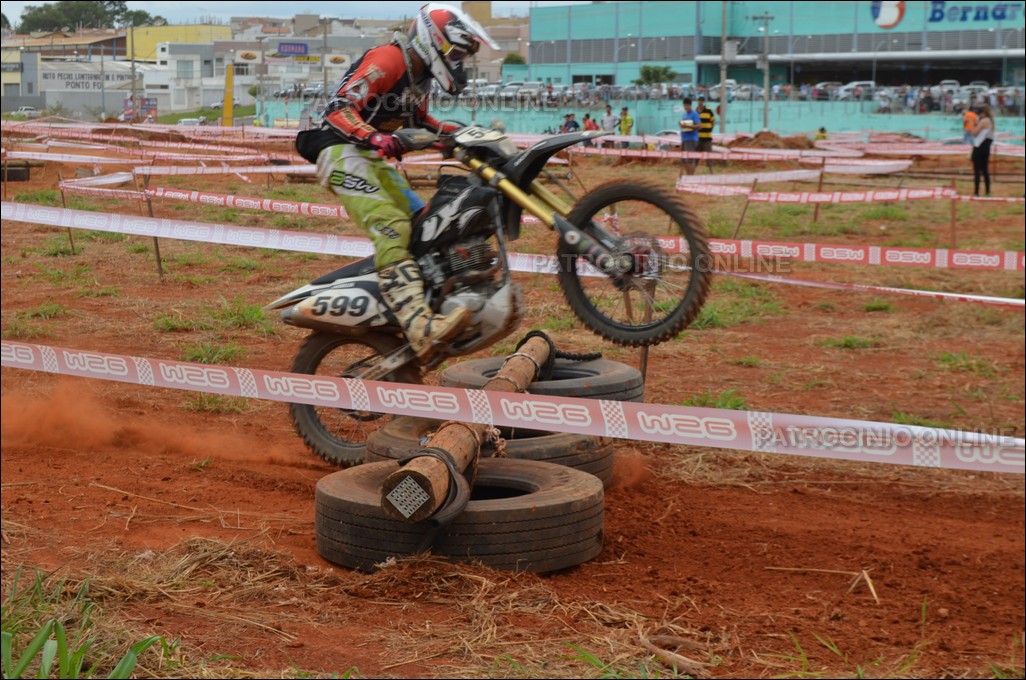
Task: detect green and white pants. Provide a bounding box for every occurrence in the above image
[316,144,427,269]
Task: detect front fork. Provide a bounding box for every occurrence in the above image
[459,154,622,277]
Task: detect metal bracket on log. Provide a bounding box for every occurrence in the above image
[379,335,552,523]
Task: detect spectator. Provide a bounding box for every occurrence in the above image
[561,113,580,133]
[970,104,995,196]
[679,97,700,175]
[600,104,619,149]
[618,107,633,148]
[814,126,828,140]
[962,107,978,145]
[695,95,716,172]
[583,113,599,132]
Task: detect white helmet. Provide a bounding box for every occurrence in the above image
[408,3,498,95]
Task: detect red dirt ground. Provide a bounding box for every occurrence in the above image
[1,130,1024,678]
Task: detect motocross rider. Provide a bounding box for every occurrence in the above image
[296,3,497,360]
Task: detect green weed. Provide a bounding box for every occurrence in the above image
[862,298,893,313]
[11,189,61,206]
[934,351,1000,378]
[1,319,51,340]
[33,262,92,286]
[38,236,79,257]
[180,341,244,365]
[21,301,72,320]
[154,312,212,333]
[218,257,262,274]
[184,394,249,414]
[817,336,878,350]
[892,411,952,429]
[77,286,121,299]
[681,389,747,410]
[207,297,276,336]
[731,356,761,367]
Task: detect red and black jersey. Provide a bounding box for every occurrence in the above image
[321,44,450,145]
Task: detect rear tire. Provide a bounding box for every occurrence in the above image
[289,332,419,468]
[439,357,643,402]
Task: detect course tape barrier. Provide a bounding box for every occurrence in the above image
[721,270,1025,308]
[5,201,1024,294]
[2,340,1021,475]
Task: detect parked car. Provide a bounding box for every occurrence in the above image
[811,81,842,100]
[210,97,241,109]
[967,80,989,89]
[929,79,960,99]
[835,80,876,101]
[499,81,524,103]
[473,83,502,102]
[733,84,764,100]
[706,83,734,102]
[516,81,546,103]
[952,85,988,110]
[15,106,42,119]
[177,118,202,126]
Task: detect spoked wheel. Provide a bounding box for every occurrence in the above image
[557,180,711,346]
[289,332,420,468]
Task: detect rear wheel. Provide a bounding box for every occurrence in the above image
[558,180,711,346]
[289,332,419,468]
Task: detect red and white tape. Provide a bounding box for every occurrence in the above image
[2,340,1020,475]
[5,202,1023,297]
[679,185,959,204]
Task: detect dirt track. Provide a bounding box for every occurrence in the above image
[1,132,1024,677]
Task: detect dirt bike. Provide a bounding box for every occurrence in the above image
[265,125,711,466]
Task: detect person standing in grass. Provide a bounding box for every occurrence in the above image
[678,97,700,175]
[969,103,995,196]
[696,95,716,172]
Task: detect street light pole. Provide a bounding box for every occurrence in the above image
[719,0,727,133]
[752,11,774,131]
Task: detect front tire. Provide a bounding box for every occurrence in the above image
[557,180,711,346]
[289,332,419,468]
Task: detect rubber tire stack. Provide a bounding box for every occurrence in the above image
[315,458,605,573]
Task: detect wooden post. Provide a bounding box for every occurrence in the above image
[731,178,758,239]
[56,172,77,254]
[812,171,825,224]
[380,336,552,523]
[949,177,958,247]
[139,173,165,281]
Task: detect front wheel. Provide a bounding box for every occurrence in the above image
[557,180,711,346]
[289,332,420,468]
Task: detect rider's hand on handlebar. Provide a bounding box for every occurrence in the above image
[368,133,406,159]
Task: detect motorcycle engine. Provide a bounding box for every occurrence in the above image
[419,236,499,312]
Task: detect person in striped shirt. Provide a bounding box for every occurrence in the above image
[696,95,716,173]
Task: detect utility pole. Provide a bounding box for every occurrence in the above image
[322,18,329,95]
[129,24,138,122]
[752,11,774,131]
[719,0,727,133]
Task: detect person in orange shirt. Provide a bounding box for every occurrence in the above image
[962,107,978,144]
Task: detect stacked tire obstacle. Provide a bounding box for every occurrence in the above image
[314,352,643,573]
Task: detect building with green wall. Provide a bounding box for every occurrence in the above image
[524,1,1025,88]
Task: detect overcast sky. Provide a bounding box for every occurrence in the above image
[2,1,597,26]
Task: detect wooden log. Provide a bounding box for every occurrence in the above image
[380,335,552,523]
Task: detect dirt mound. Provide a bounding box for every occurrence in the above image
[726,130,813,150]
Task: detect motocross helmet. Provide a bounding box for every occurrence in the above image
[408,3,498,95]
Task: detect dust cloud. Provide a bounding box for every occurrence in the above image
[1,380,301,465]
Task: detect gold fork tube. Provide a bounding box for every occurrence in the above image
[527,180,573,217]
[463,157,557,228]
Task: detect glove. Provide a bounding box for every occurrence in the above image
[367,133,405,159]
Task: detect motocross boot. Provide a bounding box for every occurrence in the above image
[379,258,471,361]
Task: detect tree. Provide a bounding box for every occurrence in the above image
[633,65,678,87]
[15,1,164,32]
[502,53,525,65]
[1,12,10,30]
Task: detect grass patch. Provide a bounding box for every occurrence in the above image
[1,568,167,679]
[169,273,215,288]
[180,341,245,364]
[680,388,747,410]
[77,286,121,299]
[20,301,73,320]
[207,297,277,336]
[817,336,878,350]
[862,298,893,313]
[125,243,152,255]
[731,356,761,367]
[1,319,52,339]
[218,257,263,274]
[892,411,953,429]
[690,279,785,330]
[861,204,909,222]
[11,189,61,206]
[183,394,249,414]
[34,262,93,286]
[813,301,836,312]
[80,230,127,243]
[934,351,1000,378]
[38,236,79,257]
[165,250,212,267]
[154,311,213,333]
